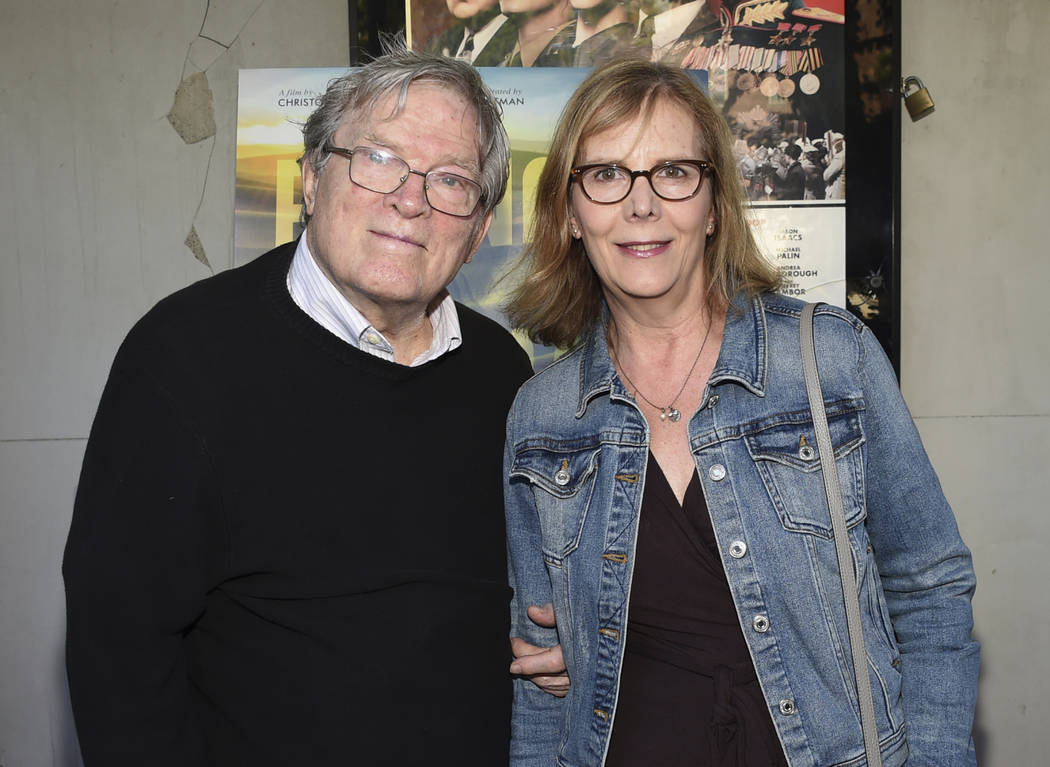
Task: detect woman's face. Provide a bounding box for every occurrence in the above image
[568,99,716,312]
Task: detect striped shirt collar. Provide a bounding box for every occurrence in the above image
[286,234,463,366]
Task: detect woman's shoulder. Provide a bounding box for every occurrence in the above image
[758,292,867,346]
[506,341,596,432]
[757,292,860,325]
[515,343,586,399]
[755,292,890,390]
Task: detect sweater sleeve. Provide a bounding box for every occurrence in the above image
[63,350,223,766]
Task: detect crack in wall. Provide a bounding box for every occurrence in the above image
[166,71,216,144]
[170,0,267,270]
[184,225,211,269]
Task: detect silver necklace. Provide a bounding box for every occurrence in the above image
[610,317,713,424]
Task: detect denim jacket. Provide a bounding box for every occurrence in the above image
[505,294,978,767]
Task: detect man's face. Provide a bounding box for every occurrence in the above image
[446,0,498,18]
[302,83,490,321]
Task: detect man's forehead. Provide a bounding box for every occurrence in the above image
[336,83,482,168]
[384,82,476,125]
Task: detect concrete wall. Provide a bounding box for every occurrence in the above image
[901,2,1050,763]
[1,1,1046,764]
[0,2,348,764]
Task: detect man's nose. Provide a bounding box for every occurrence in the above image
[386,169,430,216]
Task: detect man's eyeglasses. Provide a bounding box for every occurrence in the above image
[325,145,483,218]
[569,160,713,204]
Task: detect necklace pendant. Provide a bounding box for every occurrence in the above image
[659,409,668,421]
[667,407,682,423]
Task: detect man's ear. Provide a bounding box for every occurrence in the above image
[302,157,318,217]
[464,210,493,265]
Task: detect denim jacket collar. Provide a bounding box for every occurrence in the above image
[574,293,768,418]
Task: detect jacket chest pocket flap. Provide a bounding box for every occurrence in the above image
[745,409,866,538]
[510,444,601,561]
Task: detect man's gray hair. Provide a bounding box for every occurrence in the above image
[300,41,509,224]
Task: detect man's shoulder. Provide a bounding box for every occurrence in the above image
[139,242,291,326]
[454,302,512,346]
[119,242,295,365]
[454,302,533,379]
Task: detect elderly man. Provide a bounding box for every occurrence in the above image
[64,46,559,766]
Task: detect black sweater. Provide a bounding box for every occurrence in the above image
[63,242,533,766]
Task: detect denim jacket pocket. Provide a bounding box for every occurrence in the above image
[745,408,866,537]
[510,441,602,564]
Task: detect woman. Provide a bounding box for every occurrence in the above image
[504,60,978,766]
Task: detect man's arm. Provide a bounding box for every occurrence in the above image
[64,356,217,766]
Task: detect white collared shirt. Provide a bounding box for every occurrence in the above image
[648,0,703,57]
[287,234,462,367]
[467,13,508,63]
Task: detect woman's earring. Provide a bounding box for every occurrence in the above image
[706,223,715,235]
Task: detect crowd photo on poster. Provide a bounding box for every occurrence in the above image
[409,1,847,204]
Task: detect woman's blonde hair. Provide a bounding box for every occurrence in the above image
[505,58,780,349]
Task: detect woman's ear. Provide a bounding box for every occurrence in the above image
[568,211,582,239]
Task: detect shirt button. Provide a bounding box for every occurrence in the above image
[364,332,381,346]
[752,614,770,632]
[729,540,747,559]
[709,464,727,481]
[779,699,797,715]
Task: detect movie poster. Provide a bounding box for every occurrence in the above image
[235,67,592,363]
[234,67,345,269]
[404,0,848,305]
[234,3,847,359]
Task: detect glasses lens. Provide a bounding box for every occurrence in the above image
[576,162,708,203]
[579,165,632,203]
[347,147,480,216]
[651,162,704,200]
[425,172,482,217]
[348,148,408,194]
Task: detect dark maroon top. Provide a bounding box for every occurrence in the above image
[604,454,789,767]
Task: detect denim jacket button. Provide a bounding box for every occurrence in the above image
[709,464,727,481]
[778,699,797,715]
[707,394,719,408]
[554,469,570,486]
[729,540,747,558]
[752,614,770,632]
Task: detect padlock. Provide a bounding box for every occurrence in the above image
[902,76,935,121]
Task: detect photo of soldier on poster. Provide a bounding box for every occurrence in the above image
[408,1,845,202]
[410,1,653,67]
